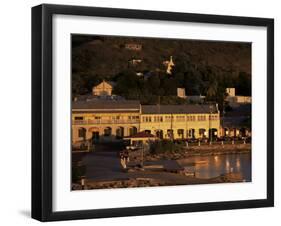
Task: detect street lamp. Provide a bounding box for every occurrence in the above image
[209,105,214,145]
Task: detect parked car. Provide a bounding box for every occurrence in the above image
[187,138,199,143]
[199,138,209,143]
[125,145,141,151]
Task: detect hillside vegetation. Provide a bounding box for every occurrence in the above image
[72,35,251,107]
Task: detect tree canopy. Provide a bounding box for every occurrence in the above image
[72,35,252,110]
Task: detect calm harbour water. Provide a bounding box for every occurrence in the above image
[182,153,252,181]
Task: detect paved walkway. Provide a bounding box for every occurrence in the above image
[82,151,129,181]
[80,144,203,184]
[74,143,247,187]
[81,142,133,181]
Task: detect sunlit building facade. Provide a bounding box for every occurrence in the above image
[72,100,140,146]
[72,99,221,147]
[140,105,220,140]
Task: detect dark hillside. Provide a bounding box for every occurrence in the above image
[72,35,251,106]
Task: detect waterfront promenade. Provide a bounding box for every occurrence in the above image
[72,142,251,190]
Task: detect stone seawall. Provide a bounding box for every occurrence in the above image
[72,172,244,190]
[187,143,251,151]
[145,143,251,161]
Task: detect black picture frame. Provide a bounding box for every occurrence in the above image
[32,4,274,222]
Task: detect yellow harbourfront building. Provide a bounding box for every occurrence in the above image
[140,104,220,139]
[72,99,220,149]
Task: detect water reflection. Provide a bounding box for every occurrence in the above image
[182,153,251,181]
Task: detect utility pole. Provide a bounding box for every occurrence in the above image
[185,114,187,139]
[157,96,160,138]
[170,113,173,140]
[141,144,144,168]
[222,98,225,138]
[209,105,213,145]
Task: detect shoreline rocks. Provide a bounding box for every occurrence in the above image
[72,172,246,190]
[145,143,251,161]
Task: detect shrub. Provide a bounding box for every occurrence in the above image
[149,140,184,154]
[72,165,86,183]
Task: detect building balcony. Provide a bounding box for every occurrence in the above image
[73,119,140,125]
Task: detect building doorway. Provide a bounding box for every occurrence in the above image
[167,129,174,139]
[78,127,86,141]
[188,129,195,138]
[116,127,124,139]
[89,127,100,142]
[155,130,163,139]
[92,131,99,140]
[177,129,184,139]
[129,127,138,136]
[224,128,229,137]
[239,128,247,137]
[199,128,206,138]
[209,128,218,140]
[104,127,112,136]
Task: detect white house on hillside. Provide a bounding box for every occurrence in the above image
[92,80,115,96]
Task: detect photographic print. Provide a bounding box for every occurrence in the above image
[32,4,273,221]
[71,35,252,190]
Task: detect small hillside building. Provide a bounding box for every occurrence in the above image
[92,80,115,96]
[177,88,186,98]
[225,88,251,106]
[226,88,236,97]
[163,56,175,74]
[125,43,142,51]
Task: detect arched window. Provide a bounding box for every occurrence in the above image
[129,127,137,136]
[78,128,86,140]
[116,127,124,138]
[177,129,184,139]
[104,127,112,136]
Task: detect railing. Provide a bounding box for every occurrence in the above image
[73,119,140,125]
